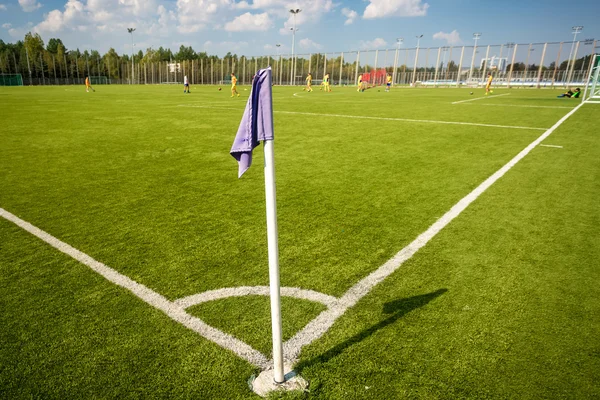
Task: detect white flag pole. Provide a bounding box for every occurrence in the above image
[263,138,285,384]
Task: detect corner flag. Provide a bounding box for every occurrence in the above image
[230,67,285,384]
[230,67,274,178]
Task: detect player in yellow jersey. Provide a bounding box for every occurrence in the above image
[357,74,363,92]
[304,73,313,92]
[231,73,240,97]
[323,73,331,92]
[385,74,392,92]
[485,72,493,95]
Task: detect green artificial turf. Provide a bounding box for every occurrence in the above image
[0,84,598,398]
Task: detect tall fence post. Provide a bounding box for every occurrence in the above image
[536,43,547,88]
[507,44,518,88]
[455,46,464,87]
[339,52,344,86]
[551,42,562,88]
[481,45,490,86]
[354,51,360,86]
[433,47,441,85]
[567,41,580,85]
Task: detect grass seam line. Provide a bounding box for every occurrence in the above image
[451,93,510,104]
[283,101,585,362]
[177,104,547,131]
[459,103,575,109]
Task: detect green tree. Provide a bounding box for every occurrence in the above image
[46,38,65,54]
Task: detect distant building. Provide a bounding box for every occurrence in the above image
[481,56,507,73]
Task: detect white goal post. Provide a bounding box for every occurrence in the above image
[582,54,600,103]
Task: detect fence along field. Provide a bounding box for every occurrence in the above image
[0,38,598,87]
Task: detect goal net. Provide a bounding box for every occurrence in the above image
[89,76,109,85]
[0,74,23,86]
[583,54,600,103]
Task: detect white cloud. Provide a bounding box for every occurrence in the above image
[224,12,271,31]
[276,0,334,34]
[433,30,461,45]
[298,38,321,50]
[363,0,428,19]
[0,4,7,11]
[34,0,85,33]
[19,0,42,12]
[341,7,357,25]
[358,37,387,50]
[2,22,11,28]
[203,40,249,53]
[176,0,235,33]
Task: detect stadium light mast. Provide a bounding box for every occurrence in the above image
[392,37,403,85]
[412,34,423,85]
[289,9,301,86]
[565,25,583,84]
[468,32,481,82]
[127,27,136,85]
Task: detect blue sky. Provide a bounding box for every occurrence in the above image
[0,0,598,57]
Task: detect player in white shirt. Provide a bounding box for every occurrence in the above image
[183,75,190,93]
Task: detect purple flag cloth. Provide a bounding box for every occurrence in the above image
[230,67,274,178]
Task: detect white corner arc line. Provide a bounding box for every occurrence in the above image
[176,104,546,131]
[283,102,585,362]
[175,286,339,309]
[452,93,510,104]
[540,144,563,148]
[0,208,271,369]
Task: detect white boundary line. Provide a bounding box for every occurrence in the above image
[0,102,583,369]
[0,207,270,370]
[452,93,510,104]
[283,102,584,361]
[176,104,546,131]
[540,144,563,148]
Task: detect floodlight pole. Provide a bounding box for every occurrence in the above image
[468,33,481,82]
[128,28,136,84]
[412,34,423,85]
[289,9,301,86]
[392,38,403,85]
[565,26,583,85]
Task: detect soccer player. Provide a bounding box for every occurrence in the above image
[183,75,190,93]
[485,72,493,95]
[357,74,363,92]
[557,87,581,98]
[231,73,240,97]
[323,73,331,92]
[385,74,392,92]
[85,76,94,92]
[304,73,313,92]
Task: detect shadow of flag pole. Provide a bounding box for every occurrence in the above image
[229,67,285,384]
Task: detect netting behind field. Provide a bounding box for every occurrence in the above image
[1,40,598,87]
[0,74,23,86]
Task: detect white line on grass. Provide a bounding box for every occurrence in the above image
[452,93,510,104]
[540,144,563,148]
[282,102,585,362]
[175,286,339,309]
[176,104,546,131]
[459,103,574,109]
[0,102,583,370]
[0,208,271,370]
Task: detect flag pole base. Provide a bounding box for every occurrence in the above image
[250,364,308,397]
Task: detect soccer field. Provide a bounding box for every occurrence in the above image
[1,84,599,399]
